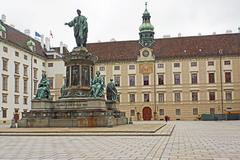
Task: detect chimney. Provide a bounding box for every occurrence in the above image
[238,27,240,33]
[198,33,201,36]
[24,29,31,36]
[40,34,44,48]
[60,41,64,54]
[226,30,232,34]
[10,24,15,28]
[1,14,6,23]
[212,32,216,35]
[163,35,171,38]
[178,33,181,37]
[45,37,50,51]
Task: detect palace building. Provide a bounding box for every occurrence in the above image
[1,4,240,123]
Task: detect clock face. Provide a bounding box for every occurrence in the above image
[143,50,149,57]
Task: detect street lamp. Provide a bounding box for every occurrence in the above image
[219,49,224,118]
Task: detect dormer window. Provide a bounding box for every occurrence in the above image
[0,23,6,39]
[27,40,36,52]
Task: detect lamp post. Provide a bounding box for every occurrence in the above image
[219,49,224,117]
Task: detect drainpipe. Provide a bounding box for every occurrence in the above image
[153,60,157,120]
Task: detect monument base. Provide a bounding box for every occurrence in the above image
[18,98,128,128]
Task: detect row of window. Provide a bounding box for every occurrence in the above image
[2,46,40,63]
[128,91,233,103]
[2,58,40,79]
[130,108,216,116]
[2,93,28,104]
[2,75,53,93]
[99,60,231,71]
[110,72,232,87]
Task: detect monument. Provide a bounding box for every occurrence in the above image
[18,10,127,127]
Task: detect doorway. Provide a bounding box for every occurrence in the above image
[142,107,152,120]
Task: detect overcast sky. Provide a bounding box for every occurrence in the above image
[0,0,239,49]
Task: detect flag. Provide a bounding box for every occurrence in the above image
[35,31,41,38]
[50,30,53,38]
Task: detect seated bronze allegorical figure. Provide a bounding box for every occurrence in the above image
[89,71,104,98]
[106,79,117,101]
[35,73,51,100]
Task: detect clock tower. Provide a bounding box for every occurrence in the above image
[139,2,155,48]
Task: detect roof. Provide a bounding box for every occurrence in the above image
[0,21,46,58]
[87,33,240,62]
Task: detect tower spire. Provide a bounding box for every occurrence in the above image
[139,2,155,48]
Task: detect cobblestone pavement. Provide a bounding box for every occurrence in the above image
[0,121,239,160]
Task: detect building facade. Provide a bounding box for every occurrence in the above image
[1,4,240,123]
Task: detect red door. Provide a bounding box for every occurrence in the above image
[142,107,152,120]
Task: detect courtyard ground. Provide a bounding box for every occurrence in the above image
[0,121,239,160]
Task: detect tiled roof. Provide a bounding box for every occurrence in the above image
[0,21,46,58]
[87,33,240,62]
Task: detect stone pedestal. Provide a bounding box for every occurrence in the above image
[18,47,128,128]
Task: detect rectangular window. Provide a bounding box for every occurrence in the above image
[15,77,19,93]
[208,73,215,83]
[193,108,198,115]
[130,109,135,116]
[129,94,135,103]
[24,55,28,60]
[15,51,19,57]
[209,92,215,101]
[23,97,28,105]
[143,75,149,86]
[157,63,164,68]
[33,68,38,79]
[158,93,164,103]
[2,58,8,71]
[23,65,28,76]
[174,63,180,68]
[2,76,8,91]
[34,59,37,64]
[210,108,215,114]
[191,73,198,84]
[144,93,150,102]
[191,62,197,67]
[34,80,38,95]
[225,72,231,83]
[129,75,135,86]
[226,91,232,101]
[14,95,19,104]
[174,73,180,85]
[48,77,54,89]
[24,79,28,94]
[192,92,198,102]
[224,60,231,65]
[129,64,135,70]
[48,63,53,67]
[2,109,7,118]
[42,62,45,67]
[15,62,19,74]
[3,46,8,53]
[176,109,181,115]
[114,75,120,87]
[174,92,181,102]
[158,74,164,85]
[208,61,214,66]
[159,109,164,115]
[2,94,7,103]
[99,66,105,71]
[114,66,120,70]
